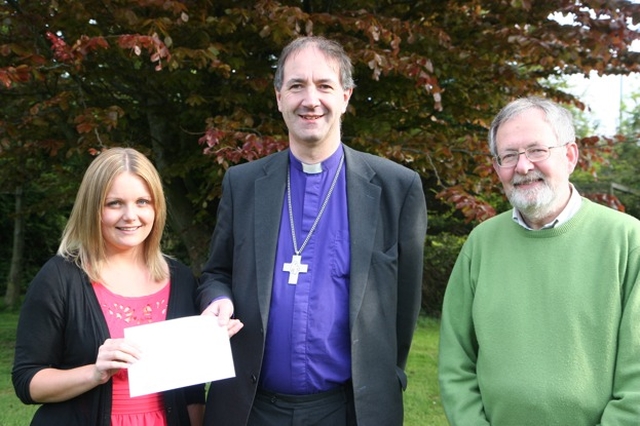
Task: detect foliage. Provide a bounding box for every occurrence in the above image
[589,92,640,217]
[1,1,640,291]
[422,231,467,317]
[0,186,70,299]
[563,83,640,215]
[620,90,640,136]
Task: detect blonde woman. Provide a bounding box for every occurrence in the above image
[13,147,205,426]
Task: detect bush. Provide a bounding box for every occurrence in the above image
[422,232,467,317]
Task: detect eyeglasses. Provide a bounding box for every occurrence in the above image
[493,144,568,168]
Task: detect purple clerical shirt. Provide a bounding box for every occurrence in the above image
[260,145,352,395]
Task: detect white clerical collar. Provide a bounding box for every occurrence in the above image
[301,162,323,174]
[291,144,344,175]
[512,183,582,230]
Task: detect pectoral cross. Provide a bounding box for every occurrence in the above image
[283,254,308,285]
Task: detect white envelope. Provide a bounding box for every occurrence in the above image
[124,315,235,397]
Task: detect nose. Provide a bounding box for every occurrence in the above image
[122,204,137,221]
[514,151,535,174]
[301,86,320,108]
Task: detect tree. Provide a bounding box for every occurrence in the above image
[589,90,640,217]
[1,0,639,295]
[4,186,23,308]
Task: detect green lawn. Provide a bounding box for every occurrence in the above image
[0,311,37,426]
[0,310,446,425]
[404,316,447,425]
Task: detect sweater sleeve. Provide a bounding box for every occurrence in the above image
[438,242,490,426]
[598,251,640,425]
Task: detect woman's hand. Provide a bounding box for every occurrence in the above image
[29,337,141,403]
[93,338,142,384]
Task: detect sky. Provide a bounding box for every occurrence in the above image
[550,6,640,136]
[564,72,640,136]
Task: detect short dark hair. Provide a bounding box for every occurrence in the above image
[273,36,356,91]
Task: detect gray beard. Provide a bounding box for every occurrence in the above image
[507,180,556,223]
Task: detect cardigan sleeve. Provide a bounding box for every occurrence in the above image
[12,257,76,404]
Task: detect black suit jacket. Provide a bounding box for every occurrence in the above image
[198,145,427,425]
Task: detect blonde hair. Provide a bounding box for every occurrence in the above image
[58,147,168,282]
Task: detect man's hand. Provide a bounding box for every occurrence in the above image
[202,298,244,338]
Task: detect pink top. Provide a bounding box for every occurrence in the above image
[93,281,171,426]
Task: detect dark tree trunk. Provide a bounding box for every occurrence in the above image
[5,185,24,308]
[146,101,212,275]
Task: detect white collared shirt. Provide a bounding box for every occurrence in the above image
[512,183,582,230]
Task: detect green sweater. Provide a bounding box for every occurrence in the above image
[438,198,640,425]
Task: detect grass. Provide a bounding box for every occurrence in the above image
[0,311,37,426]
[404,316,447,425]
[0,310,446,425]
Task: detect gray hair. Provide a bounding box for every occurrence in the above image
[273,36,356,91]
[488,97,576,156]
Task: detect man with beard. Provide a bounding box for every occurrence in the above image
[438,96,640,425]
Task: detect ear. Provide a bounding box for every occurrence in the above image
[565,141,579,173]
[341,88,353,113]
[492,158,500,175]
[275,88,282,112]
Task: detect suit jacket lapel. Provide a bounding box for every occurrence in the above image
[253,147,381,330]
[255,150,289,328]
[344,146,380,328]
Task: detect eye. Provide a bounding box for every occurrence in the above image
[528,148,547,154]
[137,198,152,206]
[500,152,518,162]
[105,200,121,208]
[526,147,550,160]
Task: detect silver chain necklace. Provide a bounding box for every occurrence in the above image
[282,154,345,284]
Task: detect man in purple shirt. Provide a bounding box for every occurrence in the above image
[198,36,427,426]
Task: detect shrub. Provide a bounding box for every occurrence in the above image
[422,232,467,317]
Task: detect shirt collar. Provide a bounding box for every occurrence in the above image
[289,144,344,175]
[512,183,582,230]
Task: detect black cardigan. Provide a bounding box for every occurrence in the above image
[12,255,205,426]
